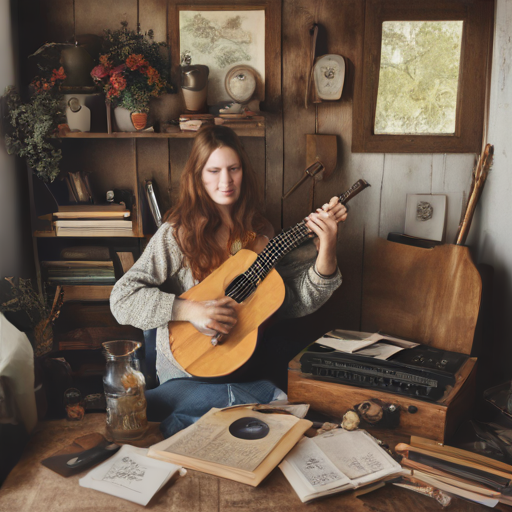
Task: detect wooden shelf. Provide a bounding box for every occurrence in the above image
[34,230,144,238]
[61,127,265,139]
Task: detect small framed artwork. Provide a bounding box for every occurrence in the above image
[168,1,281,110]
[404,194,447,242]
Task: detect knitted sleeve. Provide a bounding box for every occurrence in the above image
[110,223,184,330]
[275,240,342,319]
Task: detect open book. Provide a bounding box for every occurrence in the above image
[279,429,402,502]
[148,406,312,487]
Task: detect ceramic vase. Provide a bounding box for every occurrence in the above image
[114,106,148,132]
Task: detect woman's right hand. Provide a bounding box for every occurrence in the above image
[171,297,239,337]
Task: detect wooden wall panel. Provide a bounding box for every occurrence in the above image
[169,139,195,207]
[75,0,138,36]
[139,0,168,42]
[378,154,434,238]
[60,139,137,197]
[311,0,377,332]
[242,138,266,209]
[281,0,317,228]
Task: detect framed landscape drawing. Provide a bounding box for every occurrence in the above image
[179,9,265,105]
[168,1,281,112]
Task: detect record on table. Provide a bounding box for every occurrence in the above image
[229,417,269,440]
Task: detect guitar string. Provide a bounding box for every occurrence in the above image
[227,221,311,302]
[225,184,361,302]
[226,226,301,301]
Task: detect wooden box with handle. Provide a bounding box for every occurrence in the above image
[288,237,482,443]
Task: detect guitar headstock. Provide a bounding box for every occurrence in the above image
[338,179,371,205]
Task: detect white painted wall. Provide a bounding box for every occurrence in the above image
[469,0,512,381]
[0,0,33,283]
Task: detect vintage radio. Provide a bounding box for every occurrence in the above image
[288,238,481,443]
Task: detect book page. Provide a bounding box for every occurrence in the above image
[162,408,298,472]
[284,437,351,492]
[313,430,401,485]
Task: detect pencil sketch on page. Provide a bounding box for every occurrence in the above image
[101,456,148,493]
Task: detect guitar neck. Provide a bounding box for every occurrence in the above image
[225,179,370,302]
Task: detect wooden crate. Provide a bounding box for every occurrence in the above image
[288,239,482,443]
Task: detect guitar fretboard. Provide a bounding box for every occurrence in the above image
[225,179,369,303]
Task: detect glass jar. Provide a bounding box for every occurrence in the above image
[102,340,148,441]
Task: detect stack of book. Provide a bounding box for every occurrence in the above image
[396,436,512,507]
[42,261,116,286]
[214,112,265,131]
[178,113,215,132]
[53,205,132,237]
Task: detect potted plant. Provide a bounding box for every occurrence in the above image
[91,22,174,131]
[3,67,67,182]
[0,278,64,357]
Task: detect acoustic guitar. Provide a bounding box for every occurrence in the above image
[169,179,370,377]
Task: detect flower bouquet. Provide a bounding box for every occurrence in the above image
[91,22,174,130]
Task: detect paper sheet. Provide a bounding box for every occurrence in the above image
[162,408,298,472]
[79,444,184,506]
[317,329,419,354]
[354,342,406,360]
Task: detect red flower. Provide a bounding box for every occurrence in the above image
[91,65,109,80]
[110,64,126,75]
[52,67,66,81]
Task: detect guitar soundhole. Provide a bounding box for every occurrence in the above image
[225,273,257,303]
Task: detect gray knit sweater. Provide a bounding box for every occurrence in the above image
[110,222,342,383]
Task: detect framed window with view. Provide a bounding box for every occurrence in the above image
[352,0,494,153]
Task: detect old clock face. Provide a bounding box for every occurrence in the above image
[225,65,257,103]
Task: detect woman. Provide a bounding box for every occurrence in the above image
[110,125,347,434]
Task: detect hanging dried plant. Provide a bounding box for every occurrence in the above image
[1,278,64,357]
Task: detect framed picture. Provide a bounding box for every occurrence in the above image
[168,1,281,111]
[404,194,447,242]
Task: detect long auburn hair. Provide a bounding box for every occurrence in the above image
[164,125,264,282]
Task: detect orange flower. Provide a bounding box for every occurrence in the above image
[52,67,66,82]
[126,54,147,71]
[99,55,112,68]
[110,73,127,91]
[145,66,160,85]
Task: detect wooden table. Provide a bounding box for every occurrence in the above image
[0,413,506,511]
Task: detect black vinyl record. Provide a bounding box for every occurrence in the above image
[229,417,270,440]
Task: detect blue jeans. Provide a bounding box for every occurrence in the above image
[145,378,282,438]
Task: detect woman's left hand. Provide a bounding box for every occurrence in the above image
[305,196,348,276]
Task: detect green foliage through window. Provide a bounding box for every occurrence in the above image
[375,21,463,135]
